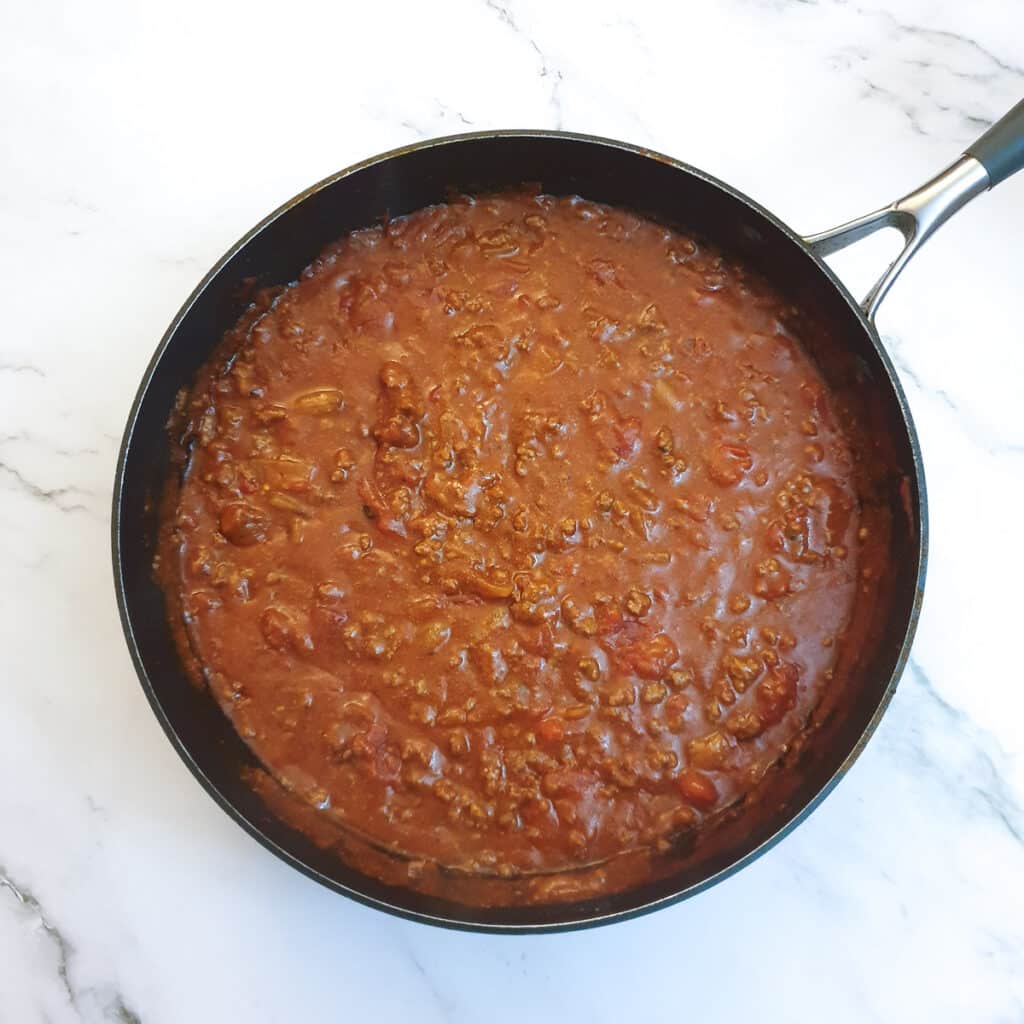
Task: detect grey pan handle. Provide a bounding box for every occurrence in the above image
[804,97,1024,320]
[967,98,1024,186]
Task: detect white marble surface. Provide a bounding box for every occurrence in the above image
[2,0,1023,1020]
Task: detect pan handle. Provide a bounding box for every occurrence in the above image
[803,98,1024,321]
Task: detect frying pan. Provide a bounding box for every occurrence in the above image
[113,99,1024,932]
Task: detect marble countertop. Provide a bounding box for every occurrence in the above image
[3,1,1023,1020]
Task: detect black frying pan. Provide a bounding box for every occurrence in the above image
[112,100,1024,932]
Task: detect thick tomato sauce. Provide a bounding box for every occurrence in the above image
[161,193,863,885]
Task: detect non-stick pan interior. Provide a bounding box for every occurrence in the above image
[114,132,924,930]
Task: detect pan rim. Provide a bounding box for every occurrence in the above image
[111,128,927,933]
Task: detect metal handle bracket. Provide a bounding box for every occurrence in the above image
[803,155,990,321]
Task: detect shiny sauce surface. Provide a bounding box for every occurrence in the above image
[163,193,862,884]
